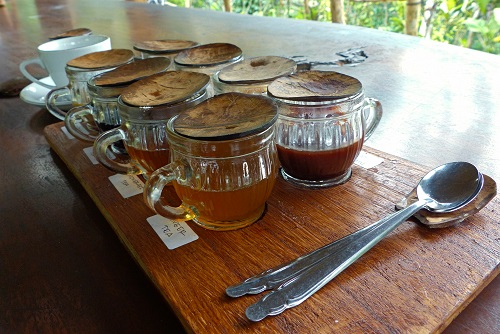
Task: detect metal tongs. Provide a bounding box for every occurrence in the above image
[289,48,369,71]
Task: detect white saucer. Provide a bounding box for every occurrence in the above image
[20,77,73,120]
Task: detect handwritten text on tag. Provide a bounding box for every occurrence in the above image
[147,215,198,250]
[108,174,144,198]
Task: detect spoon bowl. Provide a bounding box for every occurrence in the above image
[418,161,484,212]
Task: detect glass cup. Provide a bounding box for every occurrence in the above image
[64,57,172,143]
[64,79,124,150]
[213,55,297,95]
[144,93,279,231]
[174,43,243,95]
[93,71,210,177]
[133,39,199,60]
[270,71,383,188]
[45,49,135,119]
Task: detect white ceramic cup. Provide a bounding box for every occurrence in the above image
[19,35,111,89]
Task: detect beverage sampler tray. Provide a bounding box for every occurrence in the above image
[44,121,499,334]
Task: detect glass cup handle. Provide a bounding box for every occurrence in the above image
[46,87,70,119]
[144,161,196,221]
[93,128,142,175]
[363,97,383,140]
[64,105,100,142]
[19,58,56,89]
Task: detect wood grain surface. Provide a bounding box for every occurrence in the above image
[67,49,135,69]
[93,57,172,86]
[44,122,499,333]
[121,71,210,106]
[217,56,297,84]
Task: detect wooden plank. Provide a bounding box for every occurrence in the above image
[44,122,499,333]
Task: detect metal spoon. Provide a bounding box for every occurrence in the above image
[226,211,399,298]
[227,162,483,298]
[242,162,484,321]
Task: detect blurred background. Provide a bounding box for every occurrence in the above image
[133,0,500,54]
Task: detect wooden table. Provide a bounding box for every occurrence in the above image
[1,0,499,333]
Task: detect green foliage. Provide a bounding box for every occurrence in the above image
[427,0,499,53]
[168,0,499,54]
[464,7,500,52]
[345,2,406,33]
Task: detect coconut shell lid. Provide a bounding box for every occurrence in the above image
[174,43,243,67]
[121,71,210,107]
[267,70,363,101]
[93,58,171,86]
[133,39,198,54]
[218,56,296,84]
[67,49,135,69]
[173,92,277,140]
[49,28,92,40]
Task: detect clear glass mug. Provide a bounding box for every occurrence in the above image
[64,78,124,142]
[93,91,209,177]
[274,91,382,188]
[64,58,172,143]
[144,93,279,231]
[46,49,135,119]
[174,43,243,96]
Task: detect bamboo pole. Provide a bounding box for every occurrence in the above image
[223,0,232,12]
[405,0,421,35]
[330,0,346,24]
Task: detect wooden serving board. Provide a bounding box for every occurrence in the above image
[44,122,499,334]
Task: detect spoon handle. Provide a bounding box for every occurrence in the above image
[226,210,399,298]
[245,199,427,322]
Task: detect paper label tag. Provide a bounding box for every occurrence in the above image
[354,151,384,169]
[147,215,199,250]
[108,174,144,198]
[83,146,99,165]
[61,126,75,140]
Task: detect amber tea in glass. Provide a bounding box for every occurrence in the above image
[144,93,279,231]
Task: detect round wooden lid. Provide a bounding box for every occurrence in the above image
[173,93,277,140]
[133,39,198,54]
[174,43,242,67]
[121,71,210,107]
[67,49,135,69]
[267,70,363,101]
[93,58,171,86]
[218,56,296,84]
[49,28,92,40]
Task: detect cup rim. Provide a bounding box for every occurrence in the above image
[275,91,367,120]
[38,35,110,52]
[271,90,365,106]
